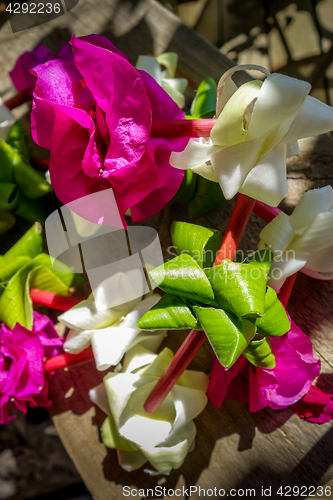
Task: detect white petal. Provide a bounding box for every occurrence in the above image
[289,211,333,253]
[304,244,333,273]
[136,56,162,85]
[302,268,333,280]
[239,143,287,206]
[178,370,209,392]
[162,77,188,94]
[91,326,137,370]
[247,73,311,141]
[259,212,294,254]
[191,161,218,182]
[0,103,15,130]
[122,345,158,374]
[282,95,333,143]
[170,138,222,170]
[58,296,123,330]
[212,136,266,200]
[289,186,333,231]
[129,330,167,353]
[156,52,178,78]
[141,421,196,474]
[63,329,94,353]
[211,80,262,147]
[117,449,147,472]
[89,383,111,415]
[268,252,309,291]
[286,141,299,157]
[216,77,238,117]
[168,385,207,440]
[161,80,185,108]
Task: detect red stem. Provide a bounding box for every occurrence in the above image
[44,347,94,372]
[144,194,255,414]
[30,288,82,311]
[3,89,31,110]
[31,157,50,170]
[151,119,216,138]
[252,200,281,223]
[278,273,298,308]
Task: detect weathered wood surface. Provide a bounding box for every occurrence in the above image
[1,1,333,499]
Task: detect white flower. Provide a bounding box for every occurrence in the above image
[136,53,188,109]
[0,98,15,139]
[59,274,166,370]
[259,186,333,291]
[170,64,333,207]
[89,344,209,475]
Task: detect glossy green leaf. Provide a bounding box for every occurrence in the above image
[6,121,30,161]
[205,259,267,318]
[0,182,20,211]
[14,193,47,224]
[0,256,31,282]
[0,137,15,182]
[32,253,85,288]
[242,335,276,368]
[101,414,138,452]
[255,286,291,337]
[193,306,256,369]
[190,78,217,119]
[13,158,52,199]
[149,254,217,306]
[137,293,201,331]
[0,211,15,235]
[0,260,35,329]
[189,176,226,218]
[171,221,222,268]
[0,223,43,266]
[242,249,273,279]
[0,257,70,329]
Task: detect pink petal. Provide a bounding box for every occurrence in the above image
[293,385,333,424]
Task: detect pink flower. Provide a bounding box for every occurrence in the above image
[10,43,73,96]
[0,312,63,424]
[31,34,186,225]
[208,321,320,414]
[293,385,333,424]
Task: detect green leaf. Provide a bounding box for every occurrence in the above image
[242,249,273,279]
[0,211,15,235]
[0,137,15,182]
[137,294,201,331]
[189,176,226,218]
[0,260,35,329]
[0,223,43,266]
[101,414,138,451]
[242,336,276,369]
[6,121,30,161]
[171,169,197,205]
[0,256,31,282]
[190,78,217,118]
[13,158,52,199]
[205,259,267,318]
[193,306,256,369]
[255,286,291,337]
[14,193,47,224]
[31,253,85,288]
[149,254,217,306]
[0,182,20,211]
[29,264,70,296]
[171,221,222,268]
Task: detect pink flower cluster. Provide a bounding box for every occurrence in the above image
[208,321,333,423]
[0,312,63,424]
[29,35,186,225]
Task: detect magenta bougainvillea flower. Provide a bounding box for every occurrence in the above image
[10,44,73,96]
[293,385,333,424]
[208,321,320,414]
[31,34,186,224]
[0,312,63,424]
